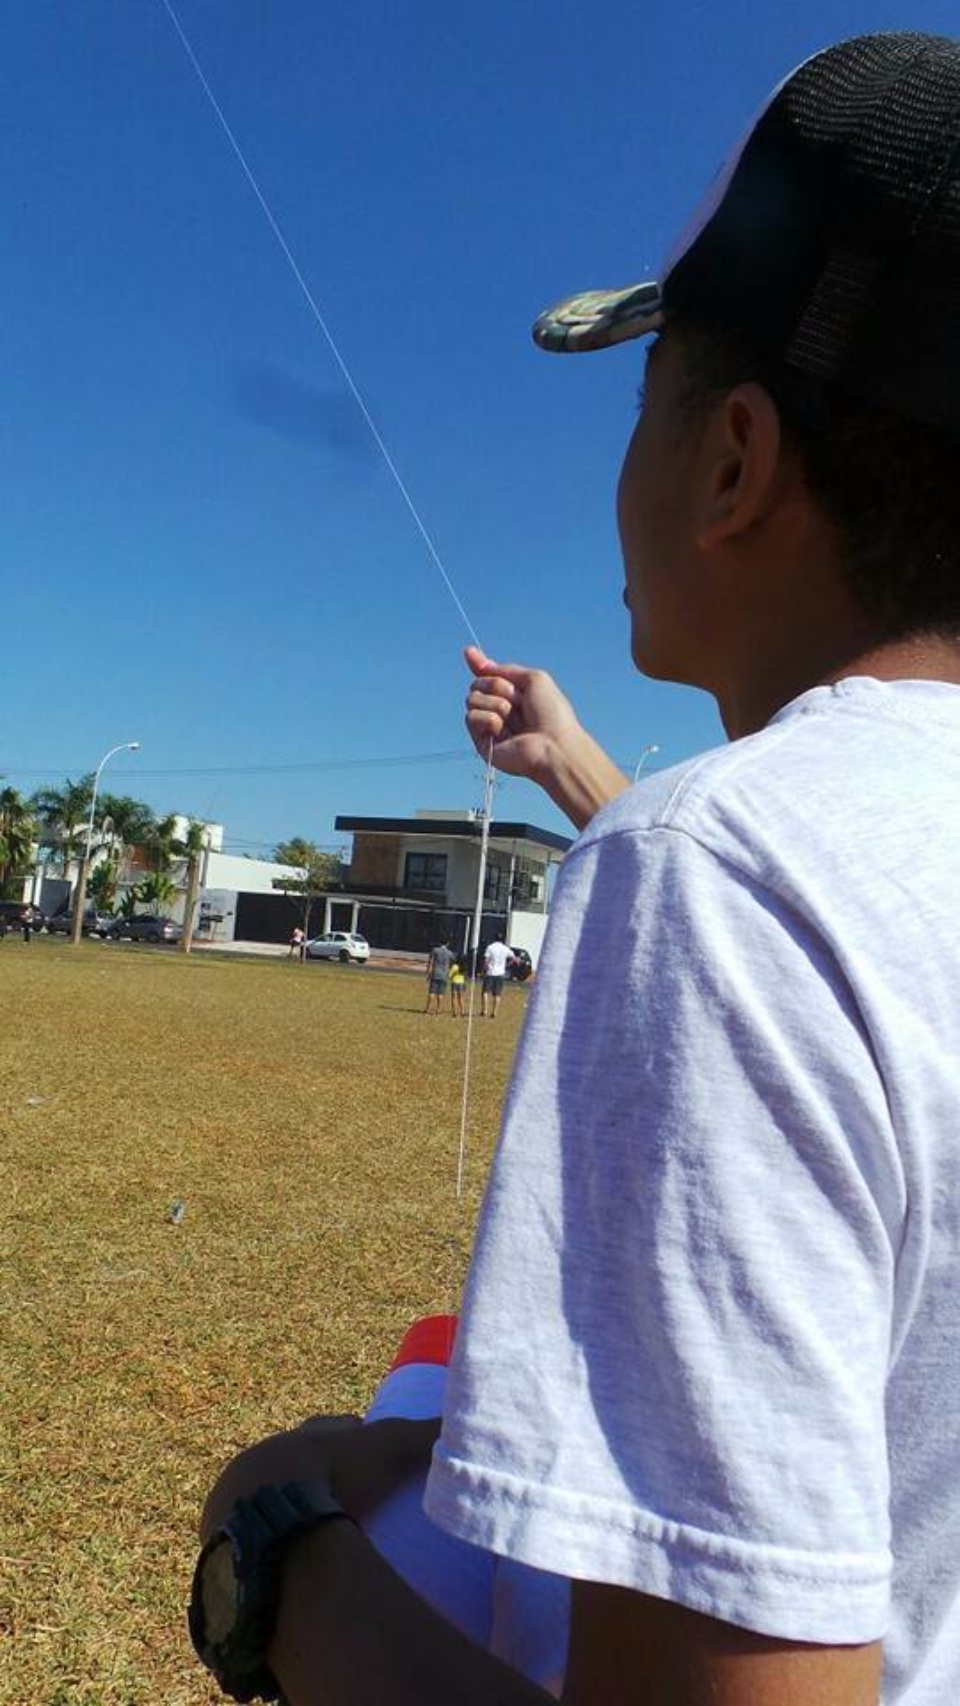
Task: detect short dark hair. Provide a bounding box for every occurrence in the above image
[672,316,960,640]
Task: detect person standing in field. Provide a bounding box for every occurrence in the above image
[450,959,466,1017]
[194,32,960,1706]
[481,936,515,1017]
[424,940,455,1015]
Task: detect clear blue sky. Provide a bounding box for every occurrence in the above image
[3,1,956,854]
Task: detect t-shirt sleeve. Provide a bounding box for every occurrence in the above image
[425,824,900,1644]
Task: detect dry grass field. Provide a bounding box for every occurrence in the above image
[0,939,526,1704]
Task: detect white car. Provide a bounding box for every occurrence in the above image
[305,930,370,964]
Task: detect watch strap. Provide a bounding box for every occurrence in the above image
[190,1478,353,1703]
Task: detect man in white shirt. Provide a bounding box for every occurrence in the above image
[482,937,516,1017]
[194,31,960,1706]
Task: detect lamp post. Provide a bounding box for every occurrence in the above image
[69,741,140,945]
[634,743,660,782]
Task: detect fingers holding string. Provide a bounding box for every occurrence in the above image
[464,645,527,753]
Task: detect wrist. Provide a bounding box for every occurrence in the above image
[537,730,628,830]
[267,1511,362,1683]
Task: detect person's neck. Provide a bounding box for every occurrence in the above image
[716,632,960,740]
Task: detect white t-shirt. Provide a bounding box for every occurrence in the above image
[484,941,513,978]
[425,679,960,1704]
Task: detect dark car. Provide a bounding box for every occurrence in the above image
[0,900,45,935]
[46,908,114,938]
[468,944,534,981]
[107,915,182,944]
[508,947,533,982]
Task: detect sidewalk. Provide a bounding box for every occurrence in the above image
[193,938,427,973]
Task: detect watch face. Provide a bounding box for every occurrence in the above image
[200,1534,242,1645]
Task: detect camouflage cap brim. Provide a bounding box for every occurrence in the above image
[532,281,664,353]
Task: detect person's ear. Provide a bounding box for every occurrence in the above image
[695,383,783,550]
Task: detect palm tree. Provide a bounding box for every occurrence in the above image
[98,793,156,859]
[95,793,158,913]
[100,810,203,926]
[0,787,36,898]
[87,859,118,914]
[141,813,180,876]
[29,776,93,875]
[135,871,177,912]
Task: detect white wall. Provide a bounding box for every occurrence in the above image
[506,911,549,968]
[204,851,299,894]
[188,852,300,942]
[197,887,239,943]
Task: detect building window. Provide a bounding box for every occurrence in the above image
[484,862,505,903]
[404,852,447,893]
[511,857,545,908]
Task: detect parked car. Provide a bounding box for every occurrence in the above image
[305,930,370,964]
[107,914,182,944]
[46,908,115,938]
[468,944,534,982]
[508,946,533,983]
[0,900,45,934]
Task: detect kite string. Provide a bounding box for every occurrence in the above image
[157,0,481,650]
[456,743,497,1201]
[158,0,497,1229]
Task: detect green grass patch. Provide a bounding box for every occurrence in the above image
[0,940,525,1702]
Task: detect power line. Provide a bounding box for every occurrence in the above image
[2,748,471,781]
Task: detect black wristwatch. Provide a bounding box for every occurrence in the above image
[189,1479,353,1703]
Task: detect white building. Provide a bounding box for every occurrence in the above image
[332,808,572,966]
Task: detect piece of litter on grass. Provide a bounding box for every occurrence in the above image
[167,1199,186,1226]
[26,1096,44,1107]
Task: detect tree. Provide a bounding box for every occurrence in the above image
[87,859,118,914]
[29,776,93,874]
[273,839,345,890]
[272,838,346,946]
[135,871,177,912]
[115,813,182,920]
[92,793,157,914]
[117,888,140,921]
[140,813,181,876]
[0,787,36,899]
[98,793,156,859]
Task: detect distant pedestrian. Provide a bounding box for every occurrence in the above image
[21,907,34,944]
[289,926,305,960]
[450,959,466,1017]
[481,937,515,1017]
[424,940,454,1015]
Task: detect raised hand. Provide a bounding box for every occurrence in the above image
[464,645,629,831]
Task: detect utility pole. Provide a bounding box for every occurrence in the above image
[178,825,210,955]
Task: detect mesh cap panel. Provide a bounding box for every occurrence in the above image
[662,32,960,430]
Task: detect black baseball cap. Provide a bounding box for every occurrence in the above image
[533,33,960,433]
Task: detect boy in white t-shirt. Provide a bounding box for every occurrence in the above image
[194,32,960,1706]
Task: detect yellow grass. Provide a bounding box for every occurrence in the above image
[0,940,525,1703]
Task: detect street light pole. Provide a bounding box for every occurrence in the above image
[634,743,660,782]
[69,741,141,945]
